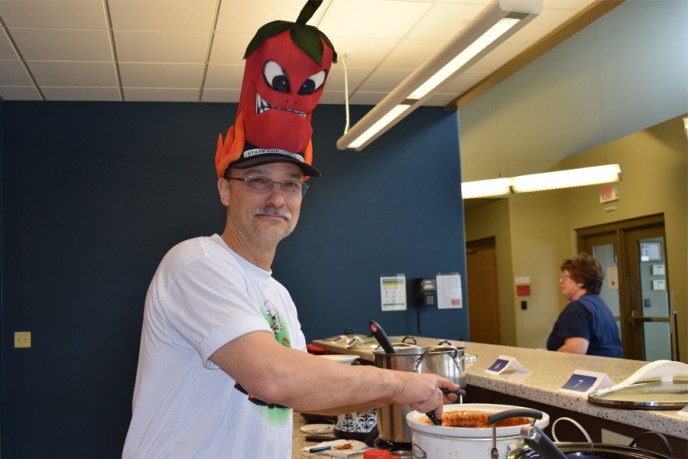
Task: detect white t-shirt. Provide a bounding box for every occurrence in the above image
[123,234,306,459]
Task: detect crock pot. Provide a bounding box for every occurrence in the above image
[406,404,549,458]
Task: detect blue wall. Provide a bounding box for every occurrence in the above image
[0,101,467,458]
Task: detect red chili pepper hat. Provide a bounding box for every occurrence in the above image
[215,0,337,179]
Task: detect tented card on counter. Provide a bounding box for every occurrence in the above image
[677,405,688,418]
[559,370,614,395]
[485,355,530,375]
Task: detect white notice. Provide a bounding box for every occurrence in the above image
[436,273,462,309]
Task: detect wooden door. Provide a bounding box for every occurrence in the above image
[466,238,501,344]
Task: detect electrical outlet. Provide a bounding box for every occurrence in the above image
[14,331,31,349]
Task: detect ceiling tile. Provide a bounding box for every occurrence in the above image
[320,0,432,39]
[207,33,252,65]
[9,28,112,61]
[123,87,200,102]
[328,37,399,68]
[326,67,372,96]
[119,62,204,88]
[356,68,413,93]
[114,31,211,63]
[0,59,32,85]
[0,27,18,59]
[0,1,107,29]
[381,39,445,69]
[108,1,217,32]
[215,0,329,34]
[0,85,42,100]
[41,86,121,101]
[204,64,245,89]
[407,3,483,40]
[28,61,118,86]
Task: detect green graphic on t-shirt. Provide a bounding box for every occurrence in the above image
[256,300,291,424]
[262,301,291,348]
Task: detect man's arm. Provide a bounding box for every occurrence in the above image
[210,331,458,416]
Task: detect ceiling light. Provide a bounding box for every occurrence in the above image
[337,0,542,151]
[462,177,513,199]
[462,164,622,199]
[511,164,622,193]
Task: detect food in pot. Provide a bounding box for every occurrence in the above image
[422,410,531,428]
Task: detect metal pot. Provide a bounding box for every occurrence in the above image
[508,431,677,459]
[374,346,465,445]
[405,404,549,459]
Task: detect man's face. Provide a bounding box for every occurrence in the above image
[222,162,304,245]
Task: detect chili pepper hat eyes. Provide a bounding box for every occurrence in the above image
[214,0,337,179]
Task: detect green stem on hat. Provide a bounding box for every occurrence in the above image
[296,0,323,25]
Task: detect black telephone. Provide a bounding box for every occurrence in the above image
[413,277,437,307]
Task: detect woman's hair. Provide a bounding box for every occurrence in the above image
[561,252,605,294]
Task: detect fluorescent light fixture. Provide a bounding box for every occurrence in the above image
[462,164,622,199]
[347,104,412,150]
[462,177,512,199]
[511,164,622,193]
[337,0,542,151]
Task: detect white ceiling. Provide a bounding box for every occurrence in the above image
[0,0,601,105]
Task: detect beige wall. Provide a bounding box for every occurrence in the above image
[465,116,688,361]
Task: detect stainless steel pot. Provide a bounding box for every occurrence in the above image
[374,346,465,445]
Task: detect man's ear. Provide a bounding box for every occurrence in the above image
[218,177,231,206]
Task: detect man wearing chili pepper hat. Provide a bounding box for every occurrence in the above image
[124,3,458,458]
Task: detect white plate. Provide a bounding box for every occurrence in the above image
[406,403,549,438]
[300,423,334,434]
[319,354,359,365]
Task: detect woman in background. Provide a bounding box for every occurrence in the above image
[547,252,623,358]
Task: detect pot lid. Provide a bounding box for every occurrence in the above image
[588,380,688,409]
[588,360,688,410]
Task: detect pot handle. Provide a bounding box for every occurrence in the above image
[487,408,543,426]
[630,431,676,459]
[488,409,543,459]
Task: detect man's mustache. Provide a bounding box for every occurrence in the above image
[253,207,292,221]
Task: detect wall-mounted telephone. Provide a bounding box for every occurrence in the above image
[413,277,437,307]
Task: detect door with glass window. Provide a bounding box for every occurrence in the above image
[577,214,672,361]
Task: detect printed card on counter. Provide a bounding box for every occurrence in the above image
[559,370,614,396]
[485,355,530,375]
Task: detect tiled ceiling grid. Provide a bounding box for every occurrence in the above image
[0,0,597,104]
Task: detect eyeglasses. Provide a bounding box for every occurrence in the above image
[228,175,309,197]
[560,274,571,280]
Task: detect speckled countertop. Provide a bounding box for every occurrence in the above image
[311,337,688,440]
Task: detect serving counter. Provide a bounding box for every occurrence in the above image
[309,337,688,457]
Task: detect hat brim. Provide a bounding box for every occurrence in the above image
[229,153,321,178]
